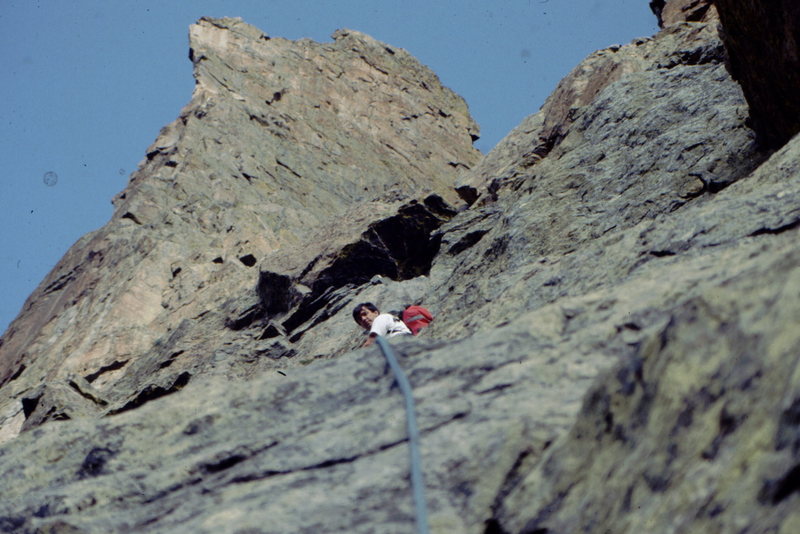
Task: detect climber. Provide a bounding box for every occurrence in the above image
[352,302,411,346]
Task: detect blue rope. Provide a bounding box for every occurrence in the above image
[375,335,430,534]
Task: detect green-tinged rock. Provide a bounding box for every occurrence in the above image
[1,2,799,532]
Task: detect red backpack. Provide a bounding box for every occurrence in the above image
[402,305,434,336]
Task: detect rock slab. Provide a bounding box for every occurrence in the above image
[0,3,799,533]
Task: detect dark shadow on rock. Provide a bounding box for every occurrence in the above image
[716,0,800,149]
[281,195,455,339]
[106,371,192,415]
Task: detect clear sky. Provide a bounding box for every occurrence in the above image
[0,0,658,334]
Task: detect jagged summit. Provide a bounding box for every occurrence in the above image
[1,2,799,532]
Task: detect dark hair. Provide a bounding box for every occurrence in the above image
[352,302,379,324]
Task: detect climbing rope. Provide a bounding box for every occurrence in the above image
[375,335,430,534]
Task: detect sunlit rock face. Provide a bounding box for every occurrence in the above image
[1,2,799,533]
[651,0,718,27]
[0,16,479,436]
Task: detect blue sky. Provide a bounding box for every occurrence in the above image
[0,1,658,334]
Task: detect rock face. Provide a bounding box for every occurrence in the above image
[1,3,799,533]
[651,0,717,27]
[0,17,479,436]
[715,0,800,148]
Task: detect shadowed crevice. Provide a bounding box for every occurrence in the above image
[84,360,130,383]
[281,196,455,337]
[107,372,192,415]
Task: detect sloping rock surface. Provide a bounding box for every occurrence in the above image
[1,3,799,533]
[0,17,479,436]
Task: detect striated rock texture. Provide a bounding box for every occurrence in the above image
[651,0,717,27]
[0,17,479,437]
[715,0,800,149]
[1,3,799,533]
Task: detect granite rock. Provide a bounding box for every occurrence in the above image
[0,3,799,533]
[0,17,479,434]
[651,0,717,28]
[457,6,728,204]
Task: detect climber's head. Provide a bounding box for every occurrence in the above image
[352,302,380,329]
